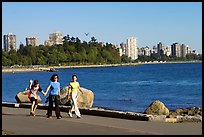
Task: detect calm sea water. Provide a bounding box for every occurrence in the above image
[2,62,202,112]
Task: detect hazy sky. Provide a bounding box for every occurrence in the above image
[2,2,202,53]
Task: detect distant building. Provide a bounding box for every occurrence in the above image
[181,44,187,58]
[44,32,63,46]
[171,43,181,57]
[119,42,126,56]
[140,46,151,56]
[26,36,38,46]
[144,46,151,56]
[157,42,164,55]
[164,45,171,56]
[126,37,138,60]
[3,33,17,51]
[186,45,191,54]
[152,45,157,54]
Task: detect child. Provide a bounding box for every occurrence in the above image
[29,79,45,116]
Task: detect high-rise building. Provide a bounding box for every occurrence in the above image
[26,36,38,46]
[157,42,164,55]
[3,33,17,51]
[126,37,138,60]
[44,32,63,46]
[181,44,187,58]
[171,43,181,57]
[186,45,191,54]
[164,45,171,56]
[143,46,151,56]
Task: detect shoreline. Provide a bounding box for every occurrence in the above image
[2,61,201,73]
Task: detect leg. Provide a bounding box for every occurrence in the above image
[30,98,35,115]
[33,99,38,115]
[47,95,53,117]
[54,95,61,119]
[72,93,81,118]
[68,99,73,117]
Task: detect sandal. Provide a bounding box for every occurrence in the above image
[30,112,35,116]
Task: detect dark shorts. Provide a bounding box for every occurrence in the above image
[30,97,38,105]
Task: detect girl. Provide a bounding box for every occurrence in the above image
[29,80,45,116]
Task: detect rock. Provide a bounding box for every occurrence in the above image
[15,90,42,103]
[169,107,202,117]
[144,100,169,116]
[60,86,94,108]
[176,115,202,122]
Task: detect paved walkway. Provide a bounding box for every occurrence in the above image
[2,106,202,135]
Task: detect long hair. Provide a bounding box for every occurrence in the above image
[50,74,59,82]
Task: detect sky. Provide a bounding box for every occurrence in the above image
[2,2,202,54]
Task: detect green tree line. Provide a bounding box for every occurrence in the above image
[2,36,129,66]
[2,35,202,67]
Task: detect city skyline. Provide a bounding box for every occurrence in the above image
[2,2,202,54]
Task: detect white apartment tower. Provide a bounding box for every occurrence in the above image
[26,36,39,46]
[3,33,17,51]
[126,37,138,60]
[44,32,63,46]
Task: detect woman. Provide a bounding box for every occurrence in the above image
[29,79,45,116]
[44,74,62,119]
[67,74,83,118]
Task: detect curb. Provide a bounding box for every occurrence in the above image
[2,102,154,121]
[3,102,201,122]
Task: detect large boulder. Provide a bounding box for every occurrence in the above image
[60,86,94,108]
[144,100,169,116]
[15,90,42,103]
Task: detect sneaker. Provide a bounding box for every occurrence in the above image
[47,116,52,119]
[58,115,62,118]
[77,116,81,119]
[68,112,73,118]
[57,117,62,119]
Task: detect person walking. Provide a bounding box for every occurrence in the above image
[44,74,62,119]
[28,80,45,116]
[67,74,83,118]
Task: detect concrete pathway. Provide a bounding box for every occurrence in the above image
[2,107,202,135]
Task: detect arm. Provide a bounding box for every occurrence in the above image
[78,85,83,94]
[58,87,60,96]
[41,90,46,96]
[67,86,71,95]
[44,85,51,96]
[40,89,46,96]
[38,86,46,96]
[29,80,33,89]
[57,82,61,96]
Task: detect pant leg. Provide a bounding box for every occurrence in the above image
[47,95,53,116]
[68,97,74,113]
[71,93,81,117]
[54,95,61,117]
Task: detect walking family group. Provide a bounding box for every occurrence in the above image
[28,74,83,119]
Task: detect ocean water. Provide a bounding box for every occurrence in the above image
[2,62,202,112]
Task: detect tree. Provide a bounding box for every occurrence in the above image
[62,35,70,45]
